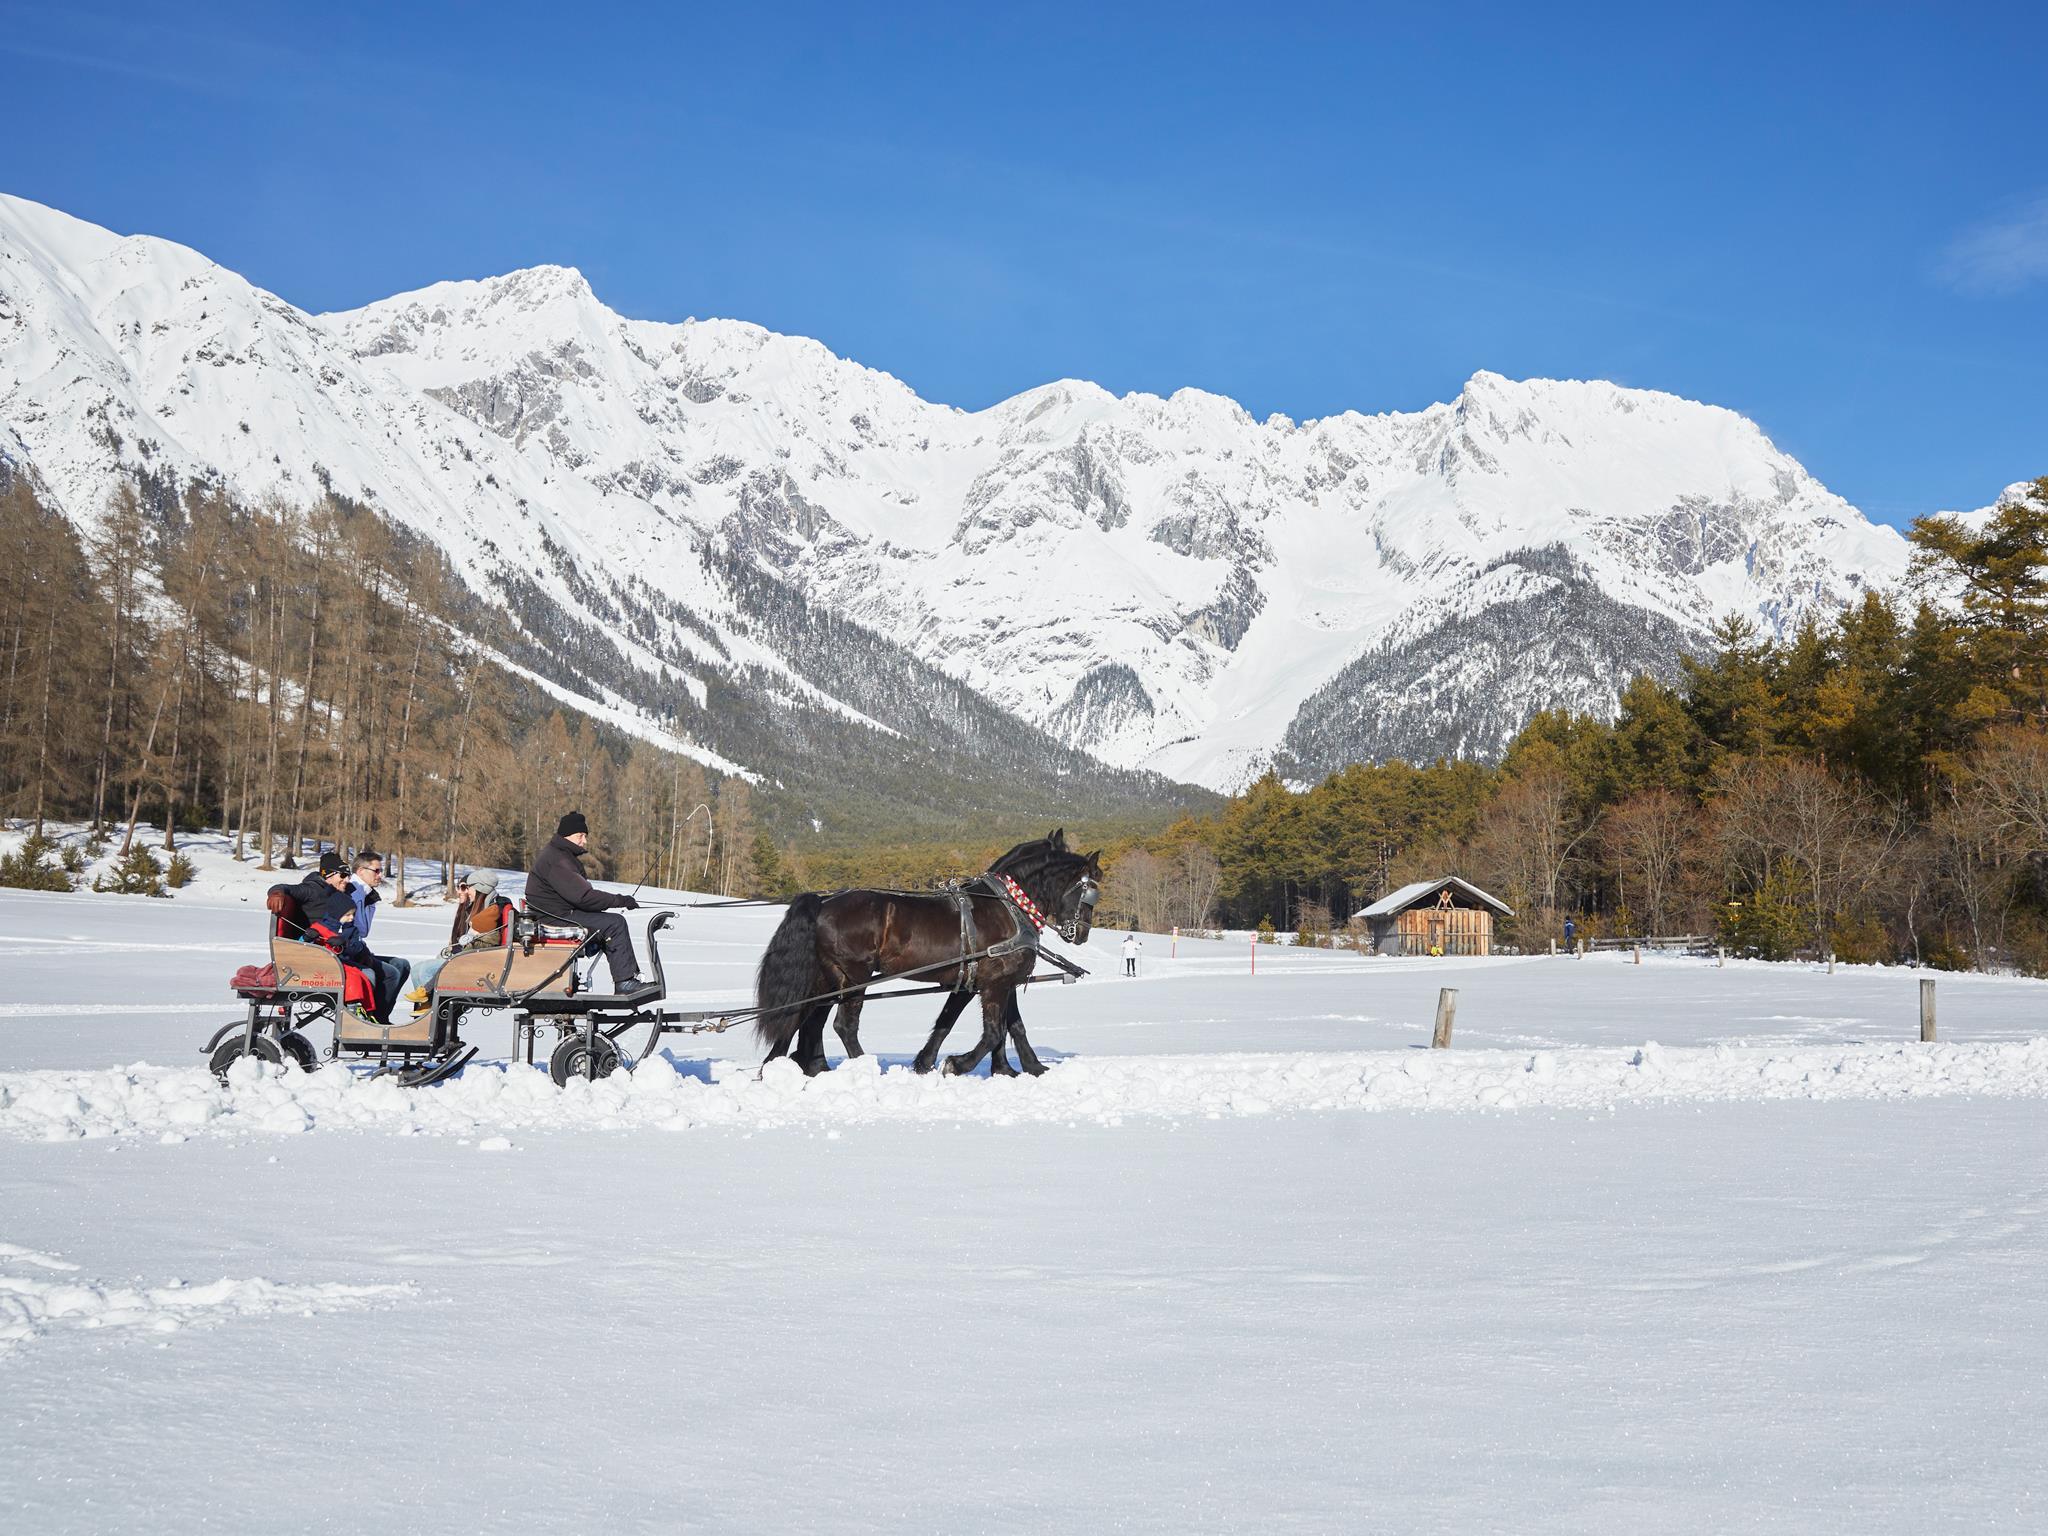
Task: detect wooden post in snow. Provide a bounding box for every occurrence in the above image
[1920,978,1936,1042]
[1431,987,1457,1049]
[1250,934,1255,976]
[1717,946,1725,967]
[1828,952,1835,975]
[1633,945,1642,966]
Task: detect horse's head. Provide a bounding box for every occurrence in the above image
[1055,850,1103,945]
[990,837,1102,945]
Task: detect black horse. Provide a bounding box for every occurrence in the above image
[753,831,1101,1077]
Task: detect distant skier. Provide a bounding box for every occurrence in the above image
[1563,916,1578,956]
[1122,933,1141,976]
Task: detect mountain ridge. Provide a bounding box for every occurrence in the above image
[1,192,1914,803]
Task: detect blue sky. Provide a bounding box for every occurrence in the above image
[3,0,2042,523]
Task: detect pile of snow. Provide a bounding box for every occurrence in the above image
[0,1240,412,1355]
[3,1037,2045,1143]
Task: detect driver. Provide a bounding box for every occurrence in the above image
[524,811,643,993]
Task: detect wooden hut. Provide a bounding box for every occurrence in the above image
[1354,877,1513,957]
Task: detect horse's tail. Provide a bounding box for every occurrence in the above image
[754,892,827,1053]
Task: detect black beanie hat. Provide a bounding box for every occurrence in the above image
[318,850,346,876]
[557,811,589,839]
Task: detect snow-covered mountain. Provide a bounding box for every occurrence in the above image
[0,193,1911,797]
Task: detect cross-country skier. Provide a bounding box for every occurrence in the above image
[1122,932,1141,976]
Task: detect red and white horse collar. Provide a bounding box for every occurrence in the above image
[998,875,1048,931]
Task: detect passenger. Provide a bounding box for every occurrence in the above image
[446,870,484,948]
[346,848,412,1025]
[281,851,378,1017]
[403,870,512,1005]
[524,811,642,993]
[284,850,358,938]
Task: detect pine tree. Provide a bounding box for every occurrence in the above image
[94,843,167,897]
[1608,674,1700,797]
[1680,615,1783,772]
[748,828,795,899]
[1909,477,2048,725]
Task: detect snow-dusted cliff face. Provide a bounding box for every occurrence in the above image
[0,194,1911,793]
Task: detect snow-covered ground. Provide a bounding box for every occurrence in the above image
[3,859,2045,1530]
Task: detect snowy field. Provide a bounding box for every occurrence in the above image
[3,845,2046,1531]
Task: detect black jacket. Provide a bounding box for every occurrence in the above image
[525,836,633,924]
[278,875,368,960]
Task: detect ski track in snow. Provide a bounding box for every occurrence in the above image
[0,1240,413,1356]
[2,1037,2044,1144]
[0,1004,233,1019]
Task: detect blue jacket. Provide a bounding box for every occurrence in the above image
[349,878,381,940]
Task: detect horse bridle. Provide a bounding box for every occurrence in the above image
[1052,872,1099,945]
[994,868,1098,945]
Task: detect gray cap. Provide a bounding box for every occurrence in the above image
[466,869,501,896]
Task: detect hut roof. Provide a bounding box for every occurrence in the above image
[1354,876,1514,921]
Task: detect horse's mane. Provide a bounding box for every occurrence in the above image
[988,830,1095,896]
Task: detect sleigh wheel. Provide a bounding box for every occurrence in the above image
[277,1031,319,1072]
[208,1031,282,1083]
[549,1032,624,1088]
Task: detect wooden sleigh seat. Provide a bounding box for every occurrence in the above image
[425,902,587,1012]
[233,890,377,1012]
[431,942,579,1002]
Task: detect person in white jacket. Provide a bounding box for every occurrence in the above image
[1121,933,1141,976]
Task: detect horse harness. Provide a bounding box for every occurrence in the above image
[948,871,1098,992]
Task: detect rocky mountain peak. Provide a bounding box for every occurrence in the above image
[0,193,1916,798]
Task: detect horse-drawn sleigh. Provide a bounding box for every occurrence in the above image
[203,832,1102,1088]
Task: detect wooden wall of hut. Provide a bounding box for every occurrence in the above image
[1373,905,1492,957]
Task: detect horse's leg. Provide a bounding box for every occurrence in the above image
[946,989,1011,1077]
[914,990,974,1074]
[833,988,867,1059]
[1003,992,1048,1077]
[794,1003,833,1075]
